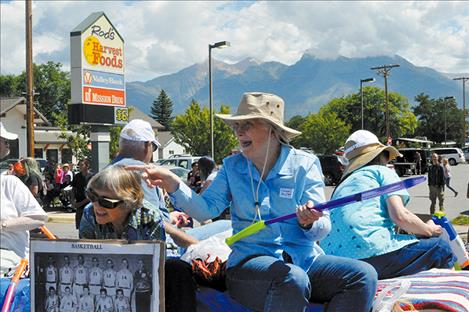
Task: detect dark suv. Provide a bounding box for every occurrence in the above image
[318,155,346,186]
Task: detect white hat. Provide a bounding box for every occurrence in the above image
[120,119,161,147]
[216,92,301,143]
[0,122,18,140]
[342,130,401,179]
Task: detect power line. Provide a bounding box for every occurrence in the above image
[370,64,400,142]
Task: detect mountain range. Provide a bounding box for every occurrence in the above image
[126,54,466,119]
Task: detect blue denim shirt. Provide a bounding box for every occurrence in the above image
[170,145,330,271]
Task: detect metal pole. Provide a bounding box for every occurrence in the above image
[208,45,214,160]
[453,77,468,146]
[25,0,34,157]
[464,80,467,146]
[360,81,364,130]
[384,73,389,140]
[444,100,447,145]
[371,64,399,141]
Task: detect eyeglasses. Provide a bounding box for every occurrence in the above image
[86,188,123,209]
[231,121,255,133]
[152,142,158,152]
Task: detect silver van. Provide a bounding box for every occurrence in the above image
[430,148,466,165]
[155,155,201,170]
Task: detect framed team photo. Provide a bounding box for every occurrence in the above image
[30,238,165,312]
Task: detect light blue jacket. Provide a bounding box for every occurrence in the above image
[170,145,330,270]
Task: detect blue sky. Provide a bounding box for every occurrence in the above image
[1,1,468,81]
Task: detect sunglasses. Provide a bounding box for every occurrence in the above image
[86,188,123,209]
[231,121,255,133]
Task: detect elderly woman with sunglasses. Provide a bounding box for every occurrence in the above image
[128,92,378,312]
[79,165,199,312]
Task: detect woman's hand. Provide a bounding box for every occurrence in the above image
[425,219,443,236]
[170,211,192,228]
[125,165,181,193]
[296,200,323,229]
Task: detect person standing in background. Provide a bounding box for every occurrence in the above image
[72,159,93,229]
[414,151,422,175]
[442,158,458,197]
[428,153,445,214]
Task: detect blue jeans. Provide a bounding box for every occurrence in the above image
[226,255,377,312]
[361,237,456,279]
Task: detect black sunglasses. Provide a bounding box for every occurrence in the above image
[151,142,158,152]
[86,188,123,209]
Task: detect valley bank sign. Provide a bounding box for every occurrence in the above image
[71,12,125,107]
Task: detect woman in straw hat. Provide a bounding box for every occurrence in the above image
[322,130,455,279]
[128,92,377,311]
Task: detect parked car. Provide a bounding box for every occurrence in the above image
[156,154,201,170]
[462,146,469,162]
[35,158,48,172]
[159,165,191,181]
[318,155,346,186]
[430,147,466,165]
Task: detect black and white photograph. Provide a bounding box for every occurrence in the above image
[30,239,165,312]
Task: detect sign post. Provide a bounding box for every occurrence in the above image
[70,12,127,172]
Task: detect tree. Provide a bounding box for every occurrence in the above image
[295,111,351,154]
[320,86,418,141]
[413,93,464,144]
[171,100,238,163]
[15,62,71,124]
[53,110,91,161]
[151,89,174,130]
[0,74,20,96]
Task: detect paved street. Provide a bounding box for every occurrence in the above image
[47,163,469,239]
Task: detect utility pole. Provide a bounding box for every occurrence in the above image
[453,77,468,146]
[25,0,35,157]
[371,64,399,142]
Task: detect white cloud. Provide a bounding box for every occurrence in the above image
[1,1,468,81]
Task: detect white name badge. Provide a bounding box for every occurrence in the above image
[279,188,294,199]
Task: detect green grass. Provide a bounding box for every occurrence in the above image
[452,215,469,225]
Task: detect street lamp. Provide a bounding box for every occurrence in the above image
[360,78,375,129]
[208,40,230,160]
[444,96,455,145]
[453,77,468,146]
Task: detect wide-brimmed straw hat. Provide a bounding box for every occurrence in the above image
[341,130,401,179]
[215,92,301,143]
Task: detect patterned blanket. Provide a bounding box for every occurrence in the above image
[374,269,469,312]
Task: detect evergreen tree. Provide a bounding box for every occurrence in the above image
[151,89,174,130]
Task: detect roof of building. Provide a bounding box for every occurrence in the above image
[0,96,51,126]
[128,106,165,130]
[35,128,70,144]
[157,131,174,148]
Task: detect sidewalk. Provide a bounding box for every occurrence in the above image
[47,211,75,224]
